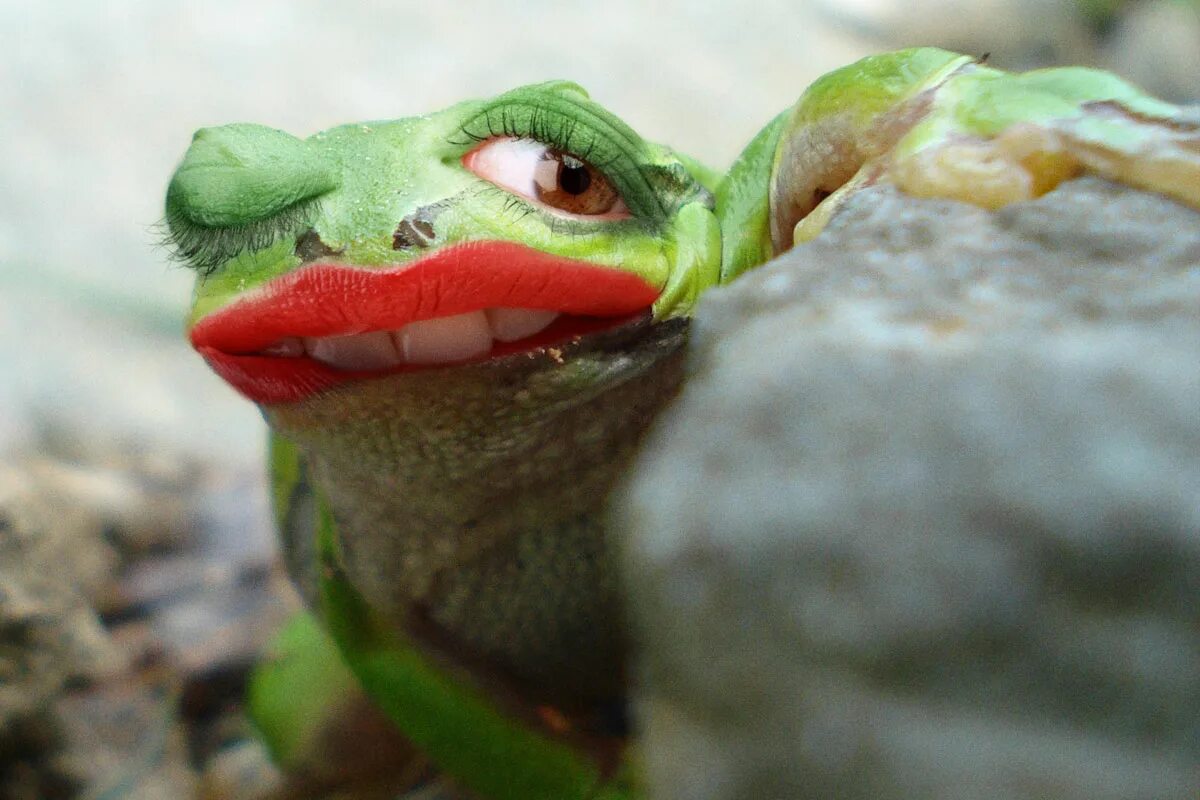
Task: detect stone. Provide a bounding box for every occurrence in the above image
[0,437,281,799]
[620,178,1200,800]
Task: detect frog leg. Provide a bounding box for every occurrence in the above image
[247,611,430,798]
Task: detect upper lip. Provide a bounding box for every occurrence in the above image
[189,240,662,355]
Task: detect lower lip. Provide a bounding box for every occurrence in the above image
[189,241,660,404]
[197,312,643,404]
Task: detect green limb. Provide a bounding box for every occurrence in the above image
[315,501,634,800]
[248,611,430,797]
[714,109,788,284]
[246,611,365,771]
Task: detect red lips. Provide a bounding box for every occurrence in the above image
[189,240,661,404]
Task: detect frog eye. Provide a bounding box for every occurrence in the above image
[463,137,631,220]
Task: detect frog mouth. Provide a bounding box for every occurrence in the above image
[189,241,662,404]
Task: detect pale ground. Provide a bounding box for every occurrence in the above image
[1,0,1194,459]
[0,0,877,460]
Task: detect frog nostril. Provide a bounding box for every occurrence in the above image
[294,229,343,262]
[392,207,440,250]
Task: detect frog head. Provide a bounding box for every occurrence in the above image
[168,81,720,406]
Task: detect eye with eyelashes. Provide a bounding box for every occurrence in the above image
[454,97,666,222]
[463,137,631,220]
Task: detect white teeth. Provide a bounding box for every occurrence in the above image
[485,308,559,342]
[394,311,494,364]
[266,307,568,369]
[305,331,400,370]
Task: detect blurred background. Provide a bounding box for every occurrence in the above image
[1,1,1196,797]
[3,0,1197,460]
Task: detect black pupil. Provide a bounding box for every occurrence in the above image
[560,161,591,195]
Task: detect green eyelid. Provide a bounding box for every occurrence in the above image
[164,123,340,274]
[458,89,668,223]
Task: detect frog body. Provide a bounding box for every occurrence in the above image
[168,50,1199,800]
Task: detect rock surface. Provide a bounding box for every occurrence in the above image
[0,438,282,799]
[620,178,1200,800]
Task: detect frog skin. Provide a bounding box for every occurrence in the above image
[172,80,719,800]
[167,50,1199,800]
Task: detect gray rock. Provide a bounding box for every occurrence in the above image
[620,178,1200,800]
[0,440,281,799]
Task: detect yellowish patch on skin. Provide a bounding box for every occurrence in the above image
[891,126,1085,211]
[891,113,1200,214]
[1003,124,1085,197]
[895,140,1035,209]
[788,126,1087,246]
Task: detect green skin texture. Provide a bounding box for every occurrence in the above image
[169,50,1198,800]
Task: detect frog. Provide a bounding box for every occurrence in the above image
[166,48,1199,800]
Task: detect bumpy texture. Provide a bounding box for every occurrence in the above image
[273,319,688,710]
[621,178,1200,800]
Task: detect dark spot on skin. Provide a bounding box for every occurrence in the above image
[644,161,715,212]
[295,229,343,262]
[393,206,441,250]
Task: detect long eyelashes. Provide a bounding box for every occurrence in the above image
[163,198,321,276]
[453,104,592,158]
[469,182,593,240]
[452,104,633,178]
[453,102,656,228]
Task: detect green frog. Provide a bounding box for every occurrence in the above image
[166,49,1199,800]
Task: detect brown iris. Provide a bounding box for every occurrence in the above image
[532,150,621,215]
